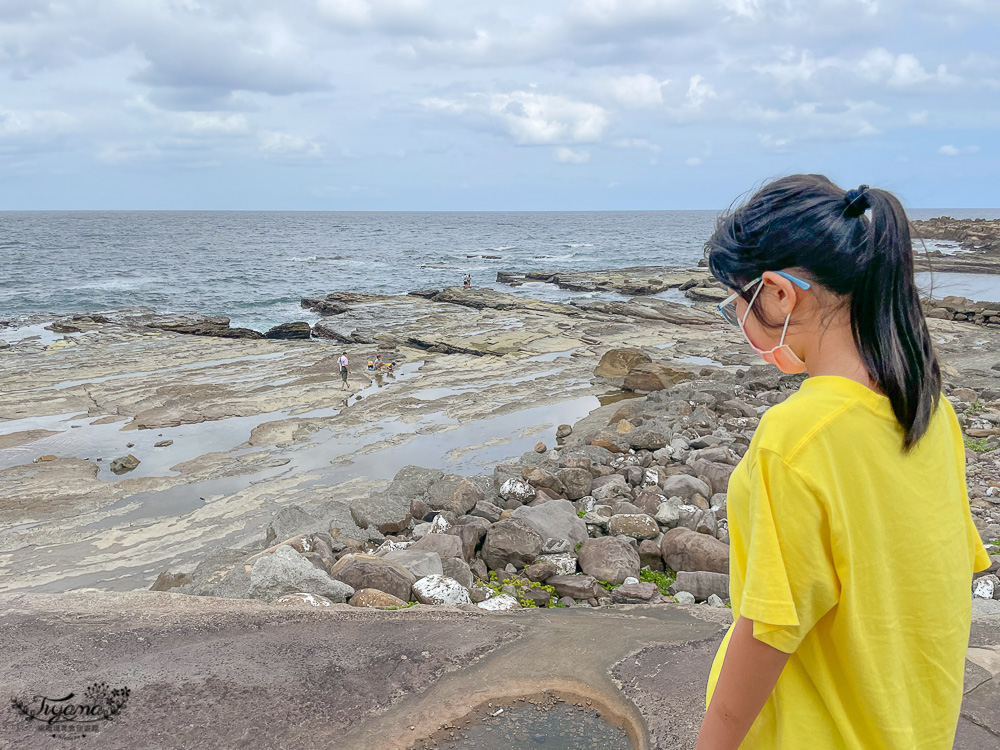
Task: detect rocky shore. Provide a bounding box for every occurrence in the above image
[2,274,999,610]
[154,355,1000,616]
[912,217,1000,274]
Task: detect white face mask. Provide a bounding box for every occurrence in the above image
[735,276,808,375]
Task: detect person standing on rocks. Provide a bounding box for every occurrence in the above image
[696,175,991,750]
[338,351,350,391]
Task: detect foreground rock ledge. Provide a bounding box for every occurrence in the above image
[1,591,997,750]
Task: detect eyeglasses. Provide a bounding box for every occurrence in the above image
[716,271,812,326]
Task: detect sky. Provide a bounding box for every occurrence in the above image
[1,0,998,210]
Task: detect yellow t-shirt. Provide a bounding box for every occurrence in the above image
[706,375,992,749]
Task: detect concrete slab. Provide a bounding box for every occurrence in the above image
[0,593,996,749]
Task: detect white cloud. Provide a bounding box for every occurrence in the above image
[908,110,929,125]
[0,108,75,137]
[554,146,590,163]
[176,112,250,135]
[259,130,322,156]
[685,156,703,166]
[685,74,717,109]
[604,73,668,108]
[938,144,979,156]
[426,91,609,146]
[613,138,662,153]
[742,101,882,140]
[856,48,961,88]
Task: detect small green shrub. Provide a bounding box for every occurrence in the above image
[640,567,676,595]
[965,437,991,452]
[577,510,587,518]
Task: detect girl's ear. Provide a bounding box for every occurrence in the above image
[760,271,799,317]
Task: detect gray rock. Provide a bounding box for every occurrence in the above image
[410,532,464,561]
[660,527,730,574]
[110,454,140,475]
[661,474,712,501]
[442,557,474,589]
[412,575,472,605]
[349,492,412,535]
[511,498,588,548]
[175,546,254,599]
[499,477,535,504]
[611,581,659,603]
[972,599,1000,615]
[607,514,659,540]
[524,560,559,582]
[556,424,573,439]
[425,476,485,515]
[628,429,668,451]
[481,518,544,571]
[470,500,503,523]
[548,574,600,599]
[707,594,725,607]
[249,546,354,602]
[668,571,730,602]
[556,468,593,500]
[541,538,573,554]
[673,591,696,605]
[654,498,683,528]
[383,549,444,579]
[638,539,664,571]
[263,505,325,546]
[590,474,630,502]
[327,553,415,601]
[445,523,481,562]
[265,321,311,340]
[577,536,640,585]
[557,596,576,606]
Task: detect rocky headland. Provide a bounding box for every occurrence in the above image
[912,217,1000,274]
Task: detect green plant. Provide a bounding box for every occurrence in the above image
[518,597,538,608]
[639,567,676,595]
[596,579,621,591]
[965,437,991,452]
[968,401,985,416]
[574,541,584,552]
[577,510,587,518]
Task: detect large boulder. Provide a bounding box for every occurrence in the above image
[426,476,485,515]
[590,474,630,502]
[328,553,416,601]
[442,557,474,589]
[555,468,593,500]
[110,454,140,475]
[669,571,730,602]
[348,589,409,608]
[661,475,712,502]
[481,519,544,571]
[383,549,444,579]
[499,477,536,504]
[412,575,472,605]
[690,459,736,496]
[607,514,660,540]
[660,527,729,573]
[350,493,412,535]
[594,348,652,378]
[248,546,355,602]
[611,582,659,603]
[577,536,640,585]
[410,532,465,561]
[511,499,588,548]
[264,504,324,546]
[624,363,692,392]
[548,574,601,600]
[628,429,668,451]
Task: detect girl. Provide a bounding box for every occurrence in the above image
[696,175,991,749]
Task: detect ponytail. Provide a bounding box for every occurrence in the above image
[848,188,941,450]
[706,174,942,450]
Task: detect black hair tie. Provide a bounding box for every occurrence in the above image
[843,184,870,218]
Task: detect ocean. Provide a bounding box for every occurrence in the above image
[3,209,999,332]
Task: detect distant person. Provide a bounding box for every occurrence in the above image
[375,353,384,370]
[337,351,350,390]
[696,175,990,749]
[463,273,471,288]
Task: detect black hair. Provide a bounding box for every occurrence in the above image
[705,174,941,450]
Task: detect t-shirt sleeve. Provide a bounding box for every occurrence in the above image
[740,447,841,654]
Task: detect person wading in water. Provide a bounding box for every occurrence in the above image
[695,174,990,749]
